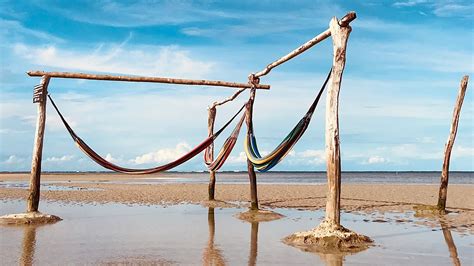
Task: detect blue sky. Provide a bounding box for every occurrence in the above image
[0,0,472,172]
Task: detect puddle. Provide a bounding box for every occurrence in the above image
[0,200,472,265]
[0,181,102,191]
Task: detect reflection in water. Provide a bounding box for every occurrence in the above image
[318,253,344,266]
[248,222,258,266]
[20,225,38,266]
[440,221,461,266]
[202,207,226,265]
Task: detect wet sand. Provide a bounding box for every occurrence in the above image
[1,173,473,232]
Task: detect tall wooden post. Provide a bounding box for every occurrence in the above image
[207,106,217,200]
[324,17,352,225]
[246,88,259,210]
[437,76,469,211]
[27,75,50,213]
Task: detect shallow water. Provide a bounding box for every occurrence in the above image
[0,181,102,191]
[0,200,472,265]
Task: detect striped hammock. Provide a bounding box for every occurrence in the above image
[48,94,246,174]
[245,68,331,172]
[204,109,246,171]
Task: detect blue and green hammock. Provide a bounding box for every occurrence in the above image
[245,68,331,172]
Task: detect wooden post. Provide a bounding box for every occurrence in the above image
[324,17,352,225]
[27,75,50,212]
[207,106,217,200]
[437,76,469,211]
[246,88,259,210]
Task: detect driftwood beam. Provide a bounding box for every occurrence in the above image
[27,71,270,90]
[254,11,356,78]
[437,75,469,211]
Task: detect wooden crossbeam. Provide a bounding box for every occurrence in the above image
[254,11,356,78]
[27,71,270,90]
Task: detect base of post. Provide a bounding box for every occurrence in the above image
[202,200,238,208]
[0,212,62,225]
[413,204,448,215]
[236,209,285,222]
[283,219,372,253]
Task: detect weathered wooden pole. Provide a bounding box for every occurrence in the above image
[437,76,469,211]
[324,17,352,225]
[27,75,50,213]
[207,106,217,200]
[27,71,270,90]
[206,88,246,200]
[246,87,259,210]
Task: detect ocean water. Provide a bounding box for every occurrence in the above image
[108,171,474,185]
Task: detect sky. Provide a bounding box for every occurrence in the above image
[0,0,472,172]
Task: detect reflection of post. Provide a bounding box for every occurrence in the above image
[20,226,37,266]
[318,253,344,266]
[438,76,469,211]
[202,207,226,265]
[248,222,259,266]
[27,75,50,212]
[440,221,461,266]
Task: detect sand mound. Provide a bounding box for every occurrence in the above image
[0,212,62,225]
[283,219,372,253]
[236,209,285,222]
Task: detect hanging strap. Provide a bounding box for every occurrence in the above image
[245,68,331,172]
[48,94,245,174]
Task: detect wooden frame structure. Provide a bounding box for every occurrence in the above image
[24,72,269,215]
[20,11,358,228]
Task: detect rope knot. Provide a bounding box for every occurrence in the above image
[248,73,260,88]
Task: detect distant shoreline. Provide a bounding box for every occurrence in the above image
[1,170,473,174]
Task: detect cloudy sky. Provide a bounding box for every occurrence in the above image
[0,0,472,172]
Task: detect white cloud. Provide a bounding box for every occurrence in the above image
[0,19,64,43]
[3,155,25,164]
[452,145,474,158]
[365,156,387,164]
[132,142,192,164]
[13,42,214,79]
[433,3,473,18]
[45,155,74,162]
[392,0,473,18]
[393,0,428,7]
[226,152,248,164]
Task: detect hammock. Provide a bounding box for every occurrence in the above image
[245,68,331,172]
[48,94,246,174]
[204,110,246,171]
